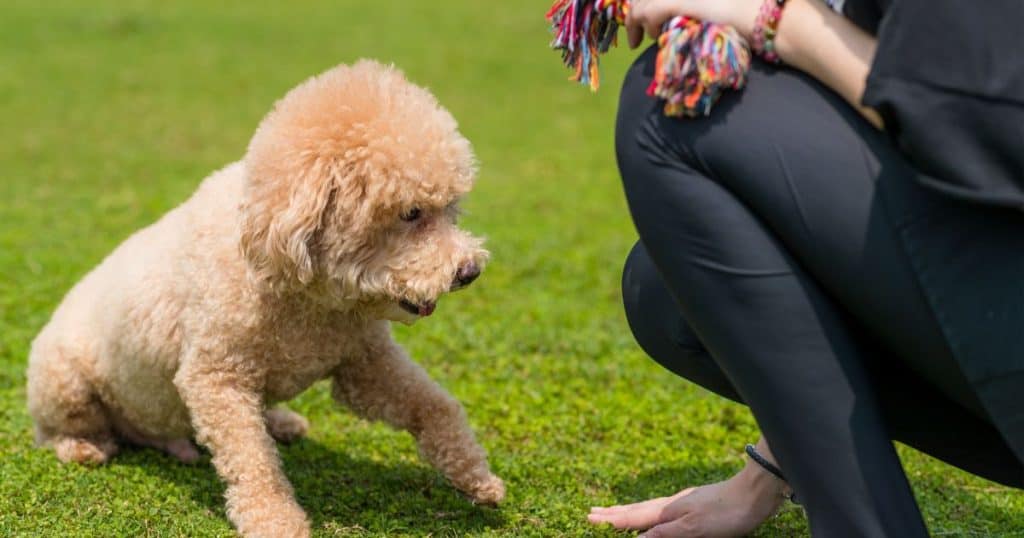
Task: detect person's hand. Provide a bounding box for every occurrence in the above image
[625,0,763,48]
[587,462,786,537]
[589,437,789,537]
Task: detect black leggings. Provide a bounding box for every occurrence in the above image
[616,46,1023,537]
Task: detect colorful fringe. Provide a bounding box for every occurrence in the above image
[651,17,749,117]
[546,0,628,91]
[546,0,750,118]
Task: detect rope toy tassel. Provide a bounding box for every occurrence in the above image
[546,0,750,117]
[546,0,628,91]
[650,17,750,117]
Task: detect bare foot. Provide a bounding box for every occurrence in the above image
[588,461,788,537]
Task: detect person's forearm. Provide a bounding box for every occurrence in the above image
[774,0,883,128]
[627,0,884,127]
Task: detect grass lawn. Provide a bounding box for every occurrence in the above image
[1,1,1021,536]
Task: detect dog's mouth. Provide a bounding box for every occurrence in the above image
[399,299,436,317]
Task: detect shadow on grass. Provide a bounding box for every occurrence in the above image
[113,437,507,535]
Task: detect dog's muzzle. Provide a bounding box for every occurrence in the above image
[399,262,480,317]
[400,299,436,317]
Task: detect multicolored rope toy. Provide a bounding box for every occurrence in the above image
[546,0,750,118]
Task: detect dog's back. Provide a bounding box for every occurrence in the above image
[26,162,246,459]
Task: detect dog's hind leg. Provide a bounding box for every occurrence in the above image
[332,341,505,505]
[116,423,201,464]
[265,407,309,444]
[27,336,118,465]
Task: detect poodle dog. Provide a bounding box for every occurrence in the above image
[26,60,504,537]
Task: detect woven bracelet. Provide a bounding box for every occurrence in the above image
[751,0,788,64]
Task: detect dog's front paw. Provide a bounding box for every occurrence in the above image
[466,473,506,506]
[230,496,310,538]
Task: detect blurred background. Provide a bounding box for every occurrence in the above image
[1,1,1020,536]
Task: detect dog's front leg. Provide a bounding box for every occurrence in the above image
[175,362,310,538]
[332,341,505,505]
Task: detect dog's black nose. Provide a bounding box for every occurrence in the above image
[453,261,480,289]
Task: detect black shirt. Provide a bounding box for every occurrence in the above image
[841,0,1024,210]
[837,0,1024,467]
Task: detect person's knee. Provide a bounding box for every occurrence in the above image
[621,242,649,344]
[622,242,701,358]
[622,242,656,343]
[622,242,744,402]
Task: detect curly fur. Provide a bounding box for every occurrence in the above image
[26,60,503,538]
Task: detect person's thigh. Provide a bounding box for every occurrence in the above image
[642,59,981,415]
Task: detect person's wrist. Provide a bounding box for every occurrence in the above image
[772,0,826,68]
[732,0,766,41]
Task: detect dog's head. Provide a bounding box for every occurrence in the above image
[240,60,487,322]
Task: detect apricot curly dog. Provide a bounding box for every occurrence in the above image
[27,60,504,537]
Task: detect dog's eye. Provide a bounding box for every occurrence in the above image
[400,208,422,222]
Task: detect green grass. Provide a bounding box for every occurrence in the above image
[1,1,1021,536]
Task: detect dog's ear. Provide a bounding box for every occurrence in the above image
[239,166,337,291]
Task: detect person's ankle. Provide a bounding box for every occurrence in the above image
[735,459,788,513]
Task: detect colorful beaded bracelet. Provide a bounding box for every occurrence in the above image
[751,0,788,64]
